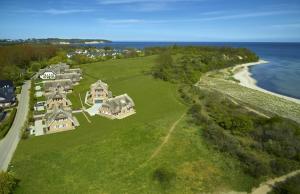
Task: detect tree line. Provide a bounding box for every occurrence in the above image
[0,44,66,85]
[149,45,259,84]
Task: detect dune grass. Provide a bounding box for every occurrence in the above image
[198,76,300,123]
[11,56,254,193]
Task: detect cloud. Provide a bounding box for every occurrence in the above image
[98,18,144,24]
[271,23,300,28]
[17,9,94,15]
[196,11,298,21]
[98,0,202,5]
[97,0,205,11]
[98,10,298,25]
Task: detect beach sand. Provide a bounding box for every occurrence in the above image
[233,60,300,104]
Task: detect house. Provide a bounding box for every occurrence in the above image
[37,63,82,80]
[44,108,76,134]
[44,79,73,93]
[39,71,56,80]
[37,63,69,76]
[99,94,135,119]
[51,63,70,74]
[55,73,81,84]
[0,80,16,108]
[46,91,72,112]
[88,80,112,104]
[65,68,82,76]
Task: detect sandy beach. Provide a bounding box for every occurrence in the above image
[233,60,300,104]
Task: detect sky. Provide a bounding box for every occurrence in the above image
[0,0,300,42]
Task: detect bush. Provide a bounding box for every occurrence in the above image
[0,108,17,139]
[0,171,19,194]
[237,151,269,177]
[269,174,300,194]
[251,117,300,161]
[152,167,175,189]
[270,159,298,176]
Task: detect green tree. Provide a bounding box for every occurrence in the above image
[30,62,41,72]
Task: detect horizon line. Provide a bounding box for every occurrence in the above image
[1,38,300,44]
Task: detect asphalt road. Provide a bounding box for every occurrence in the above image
[0,80,31,171]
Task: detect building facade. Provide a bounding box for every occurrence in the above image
[88,80,112,104]
[46,91,71,111]
[44,108,76,134]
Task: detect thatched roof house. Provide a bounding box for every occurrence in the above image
[44,108,76,134]
[55,72,81,84]
[37,63,82,80]
[44,79,73,93]
[46,91,71,111]
[88,80,112,104]
[99,94,135,119]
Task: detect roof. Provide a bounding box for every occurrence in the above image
[44,79,73,90]
[102,94,134,114]
[0,80,14,88]
[91,80,108,90]
[47,91,67,101]
[0,80,15,103]
[45,108,74,126]
[56,73,81,81]
[38,63,70,75]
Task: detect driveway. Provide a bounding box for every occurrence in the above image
[0,80,31,171]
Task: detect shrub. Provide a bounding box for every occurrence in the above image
[270,159,298,176]
[0,171,19,194]
[0,108,17,139]
[152,167,175,189]
[269,174,300,194]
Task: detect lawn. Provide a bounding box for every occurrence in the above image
[11,56,254,193]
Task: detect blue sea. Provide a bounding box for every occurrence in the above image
[90,42,300,99]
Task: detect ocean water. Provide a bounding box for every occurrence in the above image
[91,42,300,99]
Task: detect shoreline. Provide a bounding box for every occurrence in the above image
[233,60,300,105]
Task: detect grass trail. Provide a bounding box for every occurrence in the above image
[129,112,186,176]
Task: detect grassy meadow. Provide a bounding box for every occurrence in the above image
[11,56,254,193]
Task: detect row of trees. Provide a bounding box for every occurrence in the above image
[151,46,259,84]
[0,44,67,85]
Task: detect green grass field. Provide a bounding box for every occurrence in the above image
[11,56,255,193]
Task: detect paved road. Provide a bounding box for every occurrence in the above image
[0,80,31,171]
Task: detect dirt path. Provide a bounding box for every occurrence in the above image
[148,113,186,161]
[251,169,300,194]
[128,113,186,175]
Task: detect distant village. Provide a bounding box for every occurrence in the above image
[30,63,135,136]
[67,48,143,60]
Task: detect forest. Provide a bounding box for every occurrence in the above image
[0,44,66,85]
[149,46,259,84]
